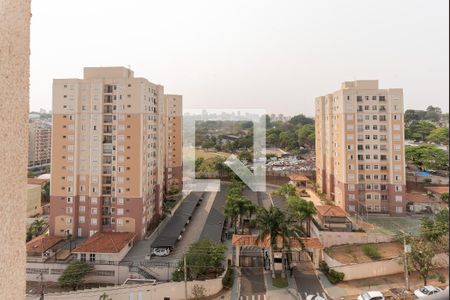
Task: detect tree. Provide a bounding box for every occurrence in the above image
[408,238,436,286]
[441,192,449,204]
[289,114,314,126]
[427,127,449,145]
[286,196,316,236]
[255,206,302,278]
[41,181,50,202]
[414,121,437,141]
[297,124,315,148]
[58,261,94,290]
[172,240,226,281]
[238,150,253,162]
[276,183,297,199]
[27,170,35,178]
[191,284,207,300]
[27,218,48,241]
[405,145,449,171]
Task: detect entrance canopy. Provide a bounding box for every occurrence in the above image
[231,234,323,250]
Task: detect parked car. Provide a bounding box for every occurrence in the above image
[357,291,385,300]
[414,286,443,298]
[306,295,326,300]
[152,248,170,257]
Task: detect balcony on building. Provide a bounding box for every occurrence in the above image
[104,105,113,114]
[103,166,112,175]
[104,95,113,104]
[103,136,113,144]
[102,157,113,164]
[102,187,112,195]
[104,85,114,94]
[103,115,113,124]
[103,145,113,154]
[103,125,113,134]
[102,197,112,206]
[102,176,112,185]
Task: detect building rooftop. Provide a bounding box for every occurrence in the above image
[73,232,135,253]
[289,175,309,181]
[26,235,64,254]
[315,205,347,218]
[425,186,449,195]
[27,178,49,185]
[406,193,436,203]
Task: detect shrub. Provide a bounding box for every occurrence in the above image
[319,261,329,273]
[191,284,207,299]
[222,260,234,289]
[362,244,381,260]
[328,269,345,284]
[319,261,344,284]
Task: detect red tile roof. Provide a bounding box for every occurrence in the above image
[27,178,49,185]
[315,205,347,218]
[26,235,64,254]
[425,186,449,195]
[73,232,135,253]
[289,175,309,181]
[406,193,436,203]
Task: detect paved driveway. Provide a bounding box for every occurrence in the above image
[240,267,267,299]
[294,253,329,299]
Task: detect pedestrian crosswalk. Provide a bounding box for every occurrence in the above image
[297,292,329,300]
[239,294,266,300]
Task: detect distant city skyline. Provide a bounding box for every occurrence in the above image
[30,0,449,115]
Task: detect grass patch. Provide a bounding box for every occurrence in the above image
[362,244,381,260]
[272,275,288,288]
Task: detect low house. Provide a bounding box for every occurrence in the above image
[289,174,309,189]
[72,232,135,264]
[314,205,353,232]
[425,186,449,199]
[27,183,42,217]
[26,235,64,262]
[406,193,443,214]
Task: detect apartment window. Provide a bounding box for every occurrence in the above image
[79,206,85,213]
[348,205,356,212]
[91,218,97,225]
[79,216,85,223]
[348,184,355,191]
[348,194,356,201]
[117,218,123,225]
[66,207,73,214]
[91,208,97,215]
[117,208,124,216]
[395,185,403,192]
[396,195,403,202]
[89,254,96,262]
[346,114,354,120]
[79,195,85,202]
[91,197,98,204]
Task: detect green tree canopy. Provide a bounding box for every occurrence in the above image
[58,261,94,290]
[427,127,449,145]
[297,124,315,148]
[172,240,226,281]
[405,145,449,171]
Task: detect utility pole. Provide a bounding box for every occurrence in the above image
[184,253,188,300]
[38,272,44,300]
[400,230,410,291]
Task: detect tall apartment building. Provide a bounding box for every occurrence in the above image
[164,95,183,192]
[28,120,52,168]
[315,80,406,216]
[49,67,180,240]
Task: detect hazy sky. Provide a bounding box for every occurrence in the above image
[30,0,449,116]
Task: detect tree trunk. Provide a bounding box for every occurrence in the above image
[269,246,275,279]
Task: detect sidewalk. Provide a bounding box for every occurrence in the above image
[319,268,449,299]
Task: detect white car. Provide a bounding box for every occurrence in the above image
[357,291,385,300]
[414,286,443,298]
[152,248,170,257]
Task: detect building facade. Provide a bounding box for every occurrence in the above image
[164,95,183,192]
[28,119,52,168]
[49,67,180,240]
[315,80,406,215]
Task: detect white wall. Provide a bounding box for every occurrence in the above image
[41,277,223,300]
[310,222,394,248]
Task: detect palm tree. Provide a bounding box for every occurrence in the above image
[255,206,302,278]
[276,183,296,198]
[287,196,316,236]
[224,195,240,233]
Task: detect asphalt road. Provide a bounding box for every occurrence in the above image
[294,253,329,300]
[240,267,267,299]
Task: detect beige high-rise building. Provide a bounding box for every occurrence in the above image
[315,80,406,216]
[164,95,183,192]
[28,120,52,168]
[49,67,180,240]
